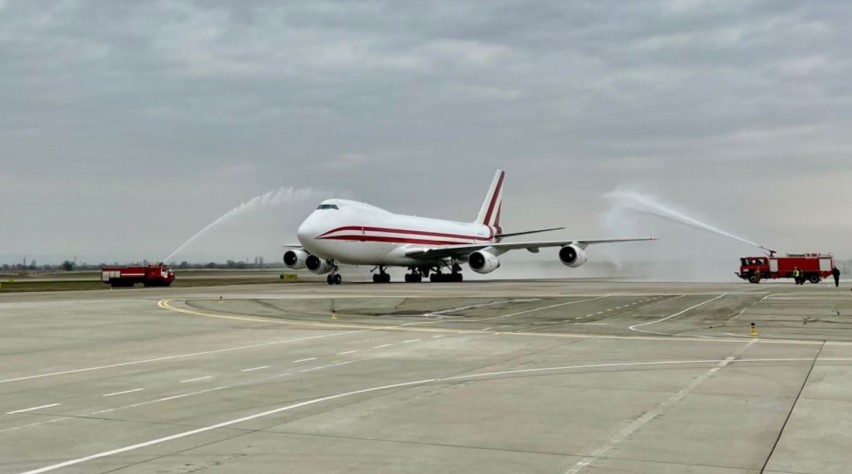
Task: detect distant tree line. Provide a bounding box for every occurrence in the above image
[1,256,278,273]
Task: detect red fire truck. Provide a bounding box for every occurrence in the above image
[101,264,175,288]
[737,253,836,284]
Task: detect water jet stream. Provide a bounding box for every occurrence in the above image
[163,187,320,263]
[605,189,774,253]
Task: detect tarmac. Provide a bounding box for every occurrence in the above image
[1,279,851,473]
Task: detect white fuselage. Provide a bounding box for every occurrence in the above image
[297,199,499,266]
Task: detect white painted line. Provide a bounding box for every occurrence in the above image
[0,326,370,385]
[403,339,421,343]
[482,327,493,331]
[179,376,212,383]
[630,294,727,335]
[102,388,144,397]
[88,387,228,416]
[0,387,228,433]
[372,344,392,349]
[7,403,60,415]
[605,309,613,312]
[431,335,445,338]
[300,359,356,374]
[23,350,820,474]
[564,340,755,474]
[473,296,609,322]
[292,358,317,364]
[240,366,269,373]
[338,350,358,355]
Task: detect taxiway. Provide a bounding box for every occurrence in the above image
[1,280,851,473]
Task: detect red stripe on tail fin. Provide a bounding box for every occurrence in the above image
[475,170,505,227]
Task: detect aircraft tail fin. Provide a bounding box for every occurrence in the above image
[475,169,505,227]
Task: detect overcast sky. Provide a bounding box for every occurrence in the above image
[2,0,850,266]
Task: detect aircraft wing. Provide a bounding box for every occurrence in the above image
[405,237,656,260]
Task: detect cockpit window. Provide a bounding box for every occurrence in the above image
[317,204,339,210]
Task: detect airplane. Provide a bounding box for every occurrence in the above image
[284,170,654,284]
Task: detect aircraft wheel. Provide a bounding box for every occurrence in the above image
[452,273,463,282]
[327,275,334,285]
[333,274,342,285]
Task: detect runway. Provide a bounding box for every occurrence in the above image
[2,280,851,473]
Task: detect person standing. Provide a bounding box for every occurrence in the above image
[833,267,841,287]
[793,267,802,285]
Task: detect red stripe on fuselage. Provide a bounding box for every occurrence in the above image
[483,172,504,226]
[318,235,468,246]
[317,226,492,241]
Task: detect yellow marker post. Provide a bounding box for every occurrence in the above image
[749,322,758,337]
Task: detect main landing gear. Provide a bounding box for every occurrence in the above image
[429,262,463,282]
[326,274,342,285]
[372,266,391,283]
[371,264,465,283]
[430,271,463,283]
[404,267,425,283]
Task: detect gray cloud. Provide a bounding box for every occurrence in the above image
[2,0,850,264]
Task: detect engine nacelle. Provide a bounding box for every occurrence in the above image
[306,255,334,274]
[283,249,309,270]
[468,250,501,274]
[559,245,588,268]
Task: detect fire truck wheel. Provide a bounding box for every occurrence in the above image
[748,274,760,284]
[808,274,821,284]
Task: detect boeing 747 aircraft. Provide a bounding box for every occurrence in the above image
[284,170,654,284]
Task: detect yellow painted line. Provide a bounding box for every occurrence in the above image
[157,299,366,330]
[157,299,461,335]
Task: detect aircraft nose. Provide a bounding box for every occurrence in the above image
[296,214,317,243]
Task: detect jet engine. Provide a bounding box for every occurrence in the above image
[306,255,334,274]
[559,245,588,268]
[468,250,501,274]
[283,249,309,270]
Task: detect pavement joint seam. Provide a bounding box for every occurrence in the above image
[759,341,826,474]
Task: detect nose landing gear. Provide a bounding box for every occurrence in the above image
[326,263,342,285]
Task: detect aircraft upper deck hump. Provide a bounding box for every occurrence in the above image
[474,169,505,227]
